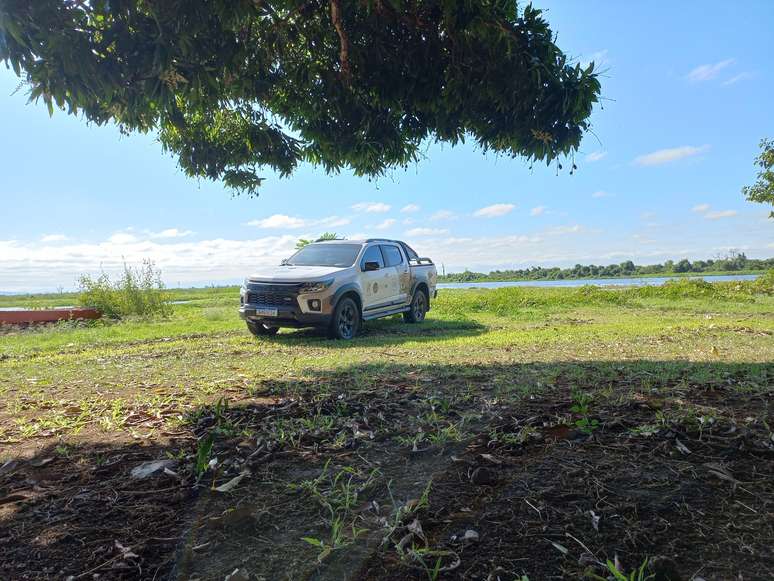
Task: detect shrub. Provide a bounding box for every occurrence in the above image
[632,278,721,300]
[629,271,773,301]
[750,268,774,295]
[78,260,171,318]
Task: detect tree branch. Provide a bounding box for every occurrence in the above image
[329,0,351,86]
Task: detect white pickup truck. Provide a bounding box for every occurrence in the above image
[239,239,437,339]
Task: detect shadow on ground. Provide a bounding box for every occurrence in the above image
[1,360,772,580]
[263,315,488,347]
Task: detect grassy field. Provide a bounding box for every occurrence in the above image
[1,278,772,580]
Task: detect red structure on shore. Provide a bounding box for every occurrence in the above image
[0,308,101,326]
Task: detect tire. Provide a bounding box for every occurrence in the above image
[403,289,428,323]
[246,321,279,337]
[328,296,360,340]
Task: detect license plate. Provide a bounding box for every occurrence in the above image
[255,308,278,317]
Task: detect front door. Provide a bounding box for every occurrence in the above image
[359,244,393,310]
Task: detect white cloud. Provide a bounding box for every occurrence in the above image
[373,219,397,231]
[704,210,738,220]
[530,206,546,217]
[108,232,139,244]
[0,234,299,292]
[151,228,194,239]
[246,214,350,230]
[687,59,735,82]
[430,209,456,221]
[633,234,656,244]
[402,218,415,225]
[591,190,612,198]
[585,151,607,162]
[400,204,420,213]
[352,202,391,213]
[41,234,69,243]
[247,214,307,229]
[547,224,585,235]
[473,203,515,218]
[722,72,754,86]
[4,214,770,292]
[405,228,449,237]
[634,145,710,167]
[691,204,738,220]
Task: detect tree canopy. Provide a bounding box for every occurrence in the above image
[0,0,601,194]
[742,138,774,218]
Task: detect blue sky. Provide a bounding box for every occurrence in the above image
[1,1,773,291]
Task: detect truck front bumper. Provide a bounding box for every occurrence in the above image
[239,305,331,328]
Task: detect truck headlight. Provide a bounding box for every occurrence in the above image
[299,279,334,294]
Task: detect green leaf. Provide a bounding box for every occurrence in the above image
[301,537,324,547]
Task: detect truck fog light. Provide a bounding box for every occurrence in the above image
[308,299,321,311]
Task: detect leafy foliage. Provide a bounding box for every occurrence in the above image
[571,390,598,434]
[0,0,600,193]
[586,558,653,581]
[440,252,772,283]
[742,138,774,217]
[78,260,171,318]
[296,232,340,249]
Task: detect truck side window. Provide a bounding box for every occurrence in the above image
[380,245,403,267]
[402,244,420,263]
[360,245,384,269]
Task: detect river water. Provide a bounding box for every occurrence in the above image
[437,273,760,290]
[0,274,761,310]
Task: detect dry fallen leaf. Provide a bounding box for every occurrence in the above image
[675,439,691,455]
[589,510,600,531]
[214,470,249,493]
[407,518,425,541]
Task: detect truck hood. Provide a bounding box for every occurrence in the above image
[247,265,348,283]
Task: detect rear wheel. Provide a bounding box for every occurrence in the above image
[328,297,360,340]
[246,321,279,337]
[403,289,428,323]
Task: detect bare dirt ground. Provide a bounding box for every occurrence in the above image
[2,361,772,581]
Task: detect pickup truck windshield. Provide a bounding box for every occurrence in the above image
[285,244,361,267]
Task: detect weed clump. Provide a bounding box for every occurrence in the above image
[750,268,774,295]
[78,260,171,318]
[435,285,629,317]
[631,271,773,301]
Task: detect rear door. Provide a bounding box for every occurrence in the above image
[379,243,410,305]
[359,244,393,310]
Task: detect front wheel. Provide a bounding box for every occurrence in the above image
[403,290,428,323]
[328,297,360,340]
[246,321,279,337]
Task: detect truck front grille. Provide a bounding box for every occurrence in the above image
[245,283,300,308]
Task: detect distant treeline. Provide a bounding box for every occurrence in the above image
[439,253,773,283]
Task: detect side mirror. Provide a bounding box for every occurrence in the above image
[280,258,289,265]
[363,261,381,271]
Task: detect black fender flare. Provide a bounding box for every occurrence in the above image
[410,280,431,308]
[331,283,363,312]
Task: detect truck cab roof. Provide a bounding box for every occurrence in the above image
[312,238,401,245]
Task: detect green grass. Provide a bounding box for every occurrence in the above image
[2,277,772,581]
[0,277,772,448]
